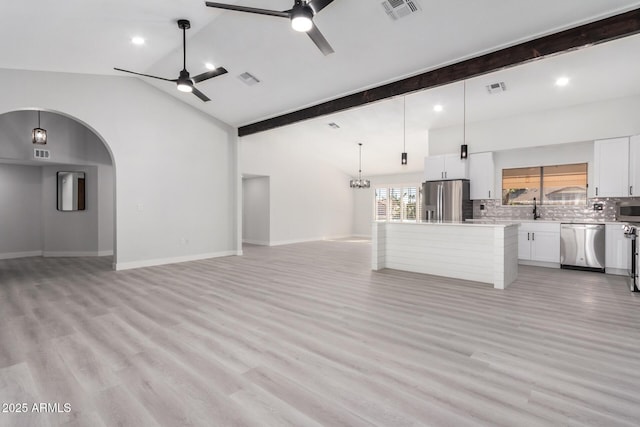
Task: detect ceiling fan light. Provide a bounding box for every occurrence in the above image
[291,7,313,32]
[177,79,193,93]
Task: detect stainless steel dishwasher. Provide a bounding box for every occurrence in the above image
[560,223,605,272]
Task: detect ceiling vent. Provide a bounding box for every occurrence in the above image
[382,0,421,20]
[328,122,340,129]
[238,72,260,86]
[486,82,507,94]
[34,148,51,160]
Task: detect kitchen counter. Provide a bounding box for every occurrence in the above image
[372,221,518,289]
[466,219,625,225]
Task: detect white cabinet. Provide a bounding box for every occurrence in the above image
[629,135,640,197]
[593,137,629,197]
[469,152,495,200]
[518,222,561,264]
[605,224,630,274]
[423,154,469,181]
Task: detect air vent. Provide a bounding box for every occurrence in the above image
[34,148,51,160]
[328,122,340,129]
[486,82,507,94]
[238,72,260,86]
[382,0,421,20]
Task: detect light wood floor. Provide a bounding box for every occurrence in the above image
[1,240,640,426]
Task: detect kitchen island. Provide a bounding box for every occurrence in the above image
[372,221,519,289]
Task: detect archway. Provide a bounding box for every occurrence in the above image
[0,109,117,265]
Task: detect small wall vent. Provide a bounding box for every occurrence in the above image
[382,0,421,20]
[486,82,507,94]
[34,148,51,160]
[238,72,260,86]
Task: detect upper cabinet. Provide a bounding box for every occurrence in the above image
[629,135,640,197]
[593,137,635,197]
[423,154,469,181]
[469,152,495,200]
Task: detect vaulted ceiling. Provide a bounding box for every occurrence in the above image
[2,0,639,129]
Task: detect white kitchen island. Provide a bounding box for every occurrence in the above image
[372,221,519,289]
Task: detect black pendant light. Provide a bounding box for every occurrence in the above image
[401,97,408,165]
[460,81,468,159]
[32,110,47,145]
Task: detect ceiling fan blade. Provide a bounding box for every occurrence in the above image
[308,0,335,13]
[205,2,290,18]
[113,68,176,82]
[306,25,334,55]
[192,87,211,102]
[192,66,228,83]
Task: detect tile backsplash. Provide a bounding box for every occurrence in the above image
[472,197,640,222]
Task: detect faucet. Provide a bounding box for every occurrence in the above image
[532,197,541,220]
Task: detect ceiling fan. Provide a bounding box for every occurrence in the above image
[205,0,335,55]
[114,19,228,102]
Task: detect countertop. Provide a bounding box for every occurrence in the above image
[466,219,625,225]
[378,220,518,228]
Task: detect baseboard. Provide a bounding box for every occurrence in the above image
[43,251,111,257]
[269,235,367,246]
[0,250,43,260]
[351,234,372,239]
[114,250,237,271]
[606,267,628,276]
[268,238,319,246]
[518,260,561,269]
[242,239,270,246]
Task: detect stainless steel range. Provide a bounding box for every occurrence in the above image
[622,223,639,292]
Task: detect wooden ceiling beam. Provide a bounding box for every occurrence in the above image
[238,8,640,137]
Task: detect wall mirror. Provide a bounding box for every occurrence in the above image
[57,171,86,211]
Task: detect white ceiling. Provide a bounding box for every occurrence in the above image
[1,0,639,128]
[1,1,640,177]
[242,33,640,176]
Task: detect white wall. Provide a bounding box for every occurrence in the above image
[0,165,42,258]
[0,68,238,269]
[241,137,353,245]
[42,166,100,256]
[429,94,640,155]
[352,172,424,237]
[242,176,270,245]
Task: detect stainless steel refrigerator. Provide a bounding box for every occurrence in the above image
[422,179,473,222]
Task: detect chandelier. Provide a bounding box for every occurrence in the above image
[350,142,370,189]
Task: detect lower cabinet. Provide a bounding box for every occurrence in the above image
[518,222,561,264]
[605,224,630,274]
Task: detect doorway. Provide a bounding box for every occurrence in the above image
[242,175,270,245]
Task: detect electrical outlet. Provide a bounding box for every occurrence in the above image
[593,202,604,211]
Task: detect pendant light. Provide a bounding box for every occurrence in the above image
[350,143,370,189]
[460,80,468,159]
[401,97,408,165]
[32,110,47,145]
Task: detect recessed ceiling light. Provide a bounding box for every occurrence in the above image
[205,62,216,70]
[555,76,570,87]
[131,36,145,46]
[433,104,443,112]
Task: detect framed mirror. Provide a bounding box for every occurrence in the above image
[57,171,86,211]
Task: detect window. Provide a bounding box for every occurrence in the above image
[502,163,587,205]
[375,188,388,221]
[375,185,421,221]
